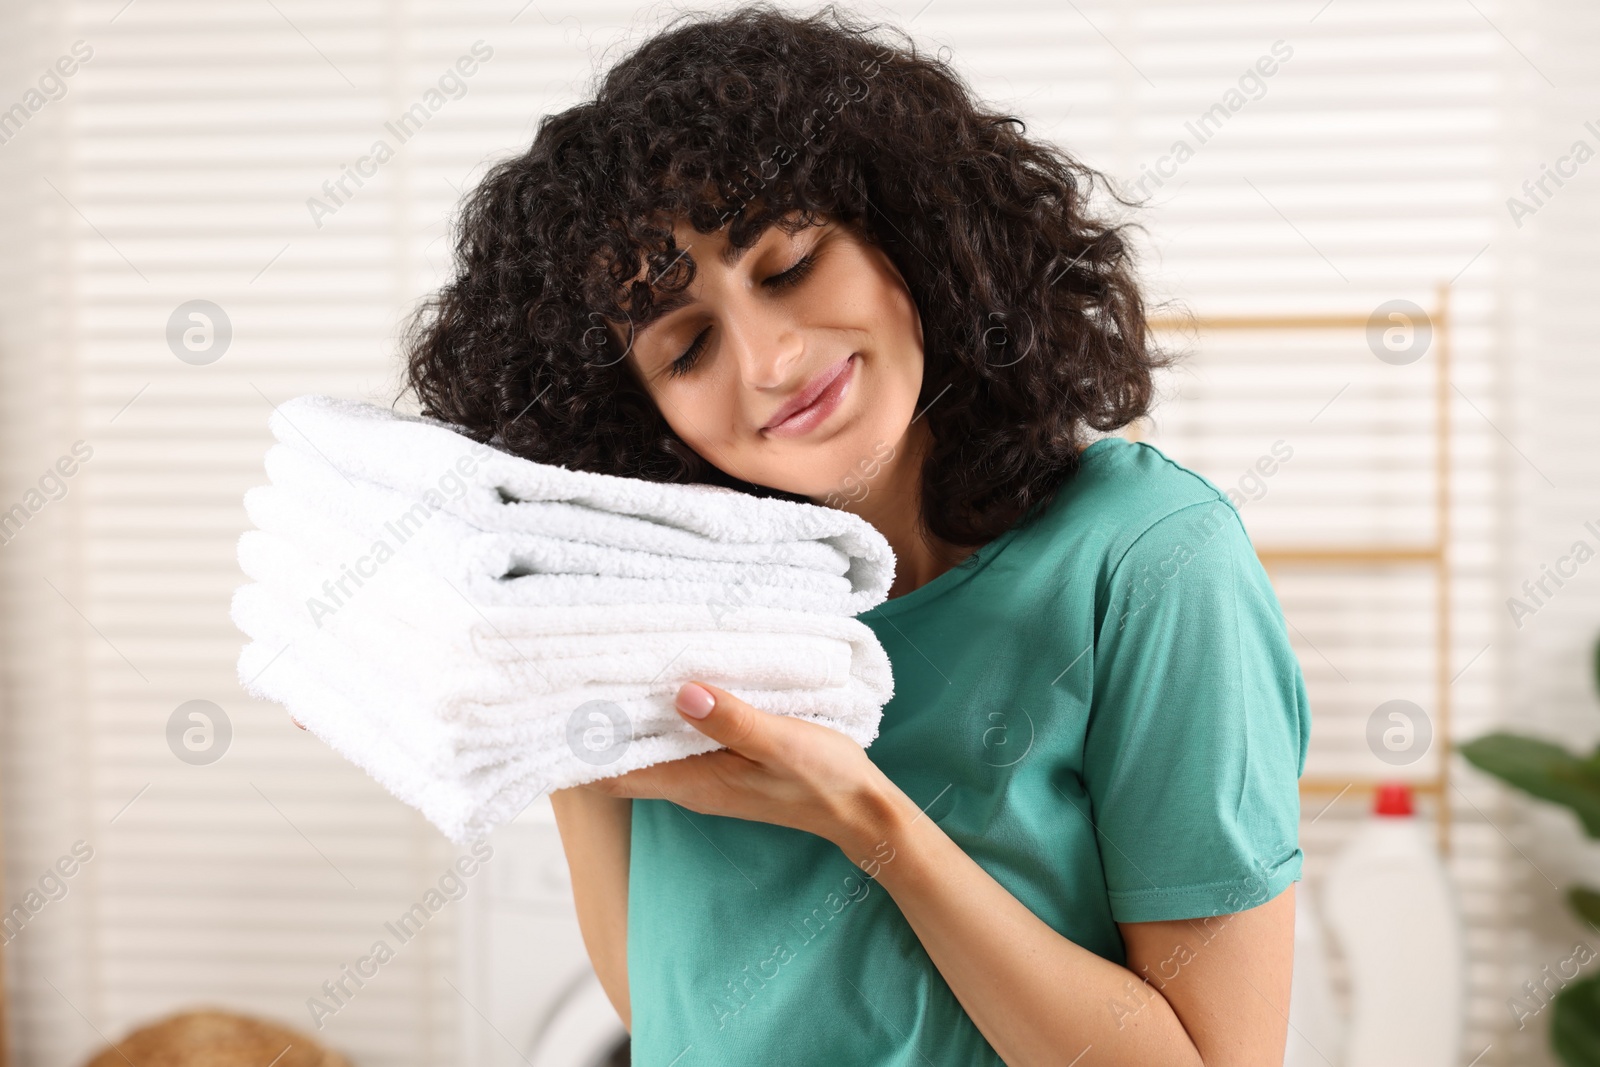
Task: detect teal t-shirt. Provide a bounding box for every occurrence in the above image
[626,437,1310,1065]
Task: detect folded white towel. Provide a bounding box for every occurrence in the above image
[233,395,899,842]
[243,452,865,617]
[232,536,889,729]
[262,434,852,573]
[233,561,892,841]
[266,394,893,614]
[235,538,872,695]
[232,573,890,771]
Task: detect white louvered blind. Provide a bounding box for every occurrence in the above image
[0,1,1566,1065]
[1018,4,1514,1062]
[1,2,631,1064]
[1489,2,1600,1065]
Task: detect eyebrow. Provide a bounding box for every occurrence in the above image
[628,233,769,339]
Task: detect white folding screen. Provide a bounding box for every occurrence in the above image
[0,0,1569,1064]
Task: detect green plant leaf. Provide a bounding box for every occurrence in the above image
[1459,733,1600,838]
[1553,974,1600,1066]
[1571,887,1600,931]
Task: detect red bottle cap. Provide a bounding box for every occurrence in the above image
[1374,781,1414,816]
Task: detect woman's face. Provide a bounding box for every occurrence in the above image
[614,212,925,503]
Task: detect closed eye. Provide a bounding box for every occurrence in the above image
[665,326,710,380]
[765,251,816,290]
[663,251,819,379]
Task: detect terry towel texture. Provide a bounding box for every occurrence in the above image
[231,395,897,842]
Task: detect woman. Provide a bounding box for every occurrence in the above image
[403,6,1308,1064]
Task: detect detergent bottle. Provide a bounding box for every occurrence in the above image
[1321,782,1464,1067]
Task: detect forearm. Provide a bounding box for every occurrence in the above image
[550,786,633,1030]
[832,780,1203,1067]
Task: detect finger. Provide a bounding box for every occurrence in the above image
[290,716,306,731]
[674,681,773,759]
[589,749,748,806]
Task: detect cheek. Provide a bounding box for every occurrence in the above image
[862,284,923,405]
[658,369,740,449]
[849,252,922,370]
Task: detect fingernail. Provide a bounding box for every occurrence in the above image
[676,682,715,719]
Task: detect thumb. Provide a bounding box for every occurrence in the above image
[674,681,770,757]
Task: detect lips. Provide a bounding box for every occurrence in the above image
[762,355,855,433]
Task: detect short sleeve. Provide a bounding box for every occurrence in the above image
[1084,497,1309,923]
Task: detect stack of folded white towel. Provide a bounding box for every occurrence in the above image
[231,395,897,842]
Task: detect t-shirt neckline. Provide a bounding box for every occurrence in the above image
[860,436,1123,620]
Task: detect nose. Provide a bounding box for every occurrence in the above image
[719,296,802,393]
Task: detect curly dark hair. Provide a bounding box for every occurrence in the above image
[400,2,1176,549]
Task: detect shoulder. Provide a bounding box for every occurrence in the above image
[1023,436,1250,579]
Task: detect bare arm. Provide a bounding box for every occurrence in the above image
[1117,890,1296,1064]
[549,786,633,1030]
[589,683,1298,1062]
[839,781,1295,1066]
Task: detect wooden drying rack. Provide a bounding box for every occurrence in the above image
[1141,282,1454,855]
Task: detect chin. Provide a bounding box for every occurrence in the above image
[803,423,906,507]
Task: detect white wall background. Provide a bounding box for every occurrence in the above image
[0,0,1593,1065]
